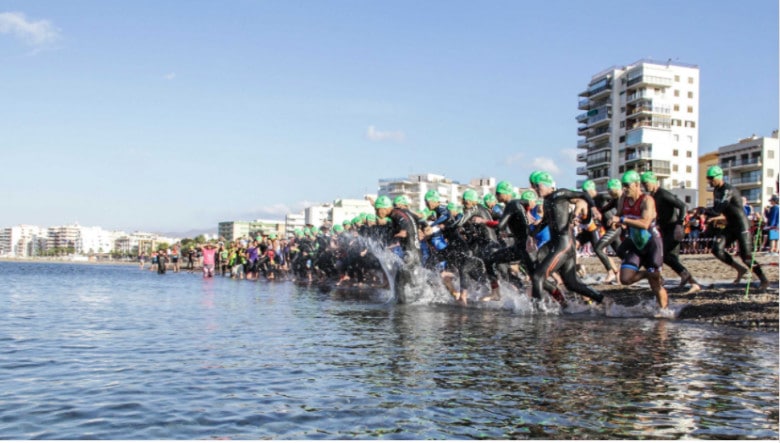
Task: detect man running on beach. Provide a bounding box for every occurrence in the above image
[640,171,701,293]
[703,166,769,289]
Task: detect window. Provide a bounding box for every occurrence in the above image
[674,89,680,97]
[688,77,694,84]
[673,149,679,156]
[687,106,693,113]
[673,164,679,172]
[674,134,679,141]
[675,75,680,82]
[686,151,692,158]
[685,196,691,204]
[770,187,776,195]
[620,121,625,128]
[674,104,680,111]
[673,179,679,187]
[769,169,775,177]
[619,166,625,173]
[769,150,775,159]
[687,91,693,98]
[686,180,692,188]
[686,165,692,173]
[687,136,693,143]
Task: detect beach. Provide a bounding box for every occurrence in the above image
[580,254,779,331]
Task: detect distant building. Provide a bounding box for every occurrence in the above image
[378,173,497,211]
[576,58,700,204]
[284,213,305,237]
[218,220,285,241]
[716,132,779,212]
[0,225,48,257]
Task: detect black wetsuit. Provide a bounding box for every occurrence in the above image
[650,187,692,278]
[441,213,485,293]
[532,189,604,302]
[705,182,768,283]
[594,195,622,271]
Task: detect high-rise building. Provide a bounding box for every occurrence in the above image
[576,59,700,205]
[377,173,497,211]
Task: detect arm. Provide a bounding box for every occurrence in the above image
[623,196,657,230]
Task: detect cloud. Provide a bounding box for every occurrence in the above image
[531,157,561,174]
[0,12,60,46]
[504,153,525,166]
[163,72,176,80]
[366,125,405,142]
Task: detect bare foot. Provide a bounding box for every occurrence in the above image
[685,283,701,294]
[758,279,769,291]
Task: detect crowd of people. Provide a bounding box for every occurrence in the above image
[143,167,778,311]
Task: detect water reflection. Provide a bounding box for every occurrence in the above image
[0,262,776,439]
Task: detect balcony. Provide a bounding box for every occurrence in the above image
[722,158,762,171]
[626,74,673,89]
[577,152,587,162]
[576,166,589,176]
[577,139,590,149]
[587,126,611,142]
[627,160,671,176]
[578,98,590,110]
[625,128,651,147]
[587,155,611,168]
[576,112,588,123]
[625,150,653,163]
[589,85,612,101]
[577,126,589,137]
[589,143,611,154]
[626,104,671,119]
[729,176,762,187]
[626,90,652,104]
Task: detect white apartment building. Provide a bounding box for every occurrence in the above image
[576,59,700,205]
[715,132,779,211]
[330,198,375,226]
[378,173,494,211]
[284,212,306,236]
[0,225,48,257]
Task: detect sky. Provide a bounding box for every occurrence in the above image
[1,0,777,234]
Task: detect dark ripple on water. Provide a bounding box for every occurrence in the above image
[0,262,777,439]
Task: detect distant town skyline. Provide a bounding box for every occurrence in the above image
[1,1,777,232]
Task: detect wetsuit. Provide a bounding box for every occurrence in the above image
[616,194,664,273]
[650,187,692,278]
[593,195,622,271]
[705,182,768,284]
[532,189,604,302]
[441,212,486,295]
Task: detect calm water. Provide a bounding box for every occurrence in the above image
[0,262,777,440]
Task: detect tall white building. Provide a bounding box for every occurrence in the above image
[716,132,779,211]
[0,225,48,257]
[576,59,700,205]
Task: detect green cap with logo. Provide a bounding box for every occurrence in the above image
[582,179,596,192]
[393,195,410,206]
[536,172,555,188]
[463,189,479,202]
[640,171,658,184]
[706,165,723,180]
[483,193,497,205]
[607,178,622,190]
[520,190,538,203]
[621,170,641,185]
[374,195,392,209]
[496,180,513,195]
[424,189,440,202]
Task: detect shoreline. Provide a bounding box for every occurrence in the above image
[3,254,777,332]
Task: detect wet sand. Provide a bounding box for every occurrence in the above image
[579,254,779,332]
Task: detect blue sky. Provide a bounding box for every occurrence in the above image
[1,0,777,233]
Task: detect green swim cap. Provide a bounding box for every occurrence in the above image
[294,228,304,237]
[536,172,555,187]
[424,189,440,202]
[483,194,497,205]
[529,170,543,186]
[463,189,479,202]
[393,195,410,206]
[496,180,513,195]
[640,171,658,184]
[366,213,377,222]
[706,165,723,179]
[374,195,392,209]
[268,233,277,240]
[582,179,596,192]
[342,219,352,226]
[352,216,362,225]
[332,224,344,233]
[520,190,538,203]
[607,178,622,190]
[621,170,641,185]
[447,202,462,213]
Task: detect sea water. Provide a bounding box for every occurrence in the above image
[0,261,777,439]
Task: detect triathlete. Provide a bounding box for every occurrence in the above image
[592,178,623,284]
